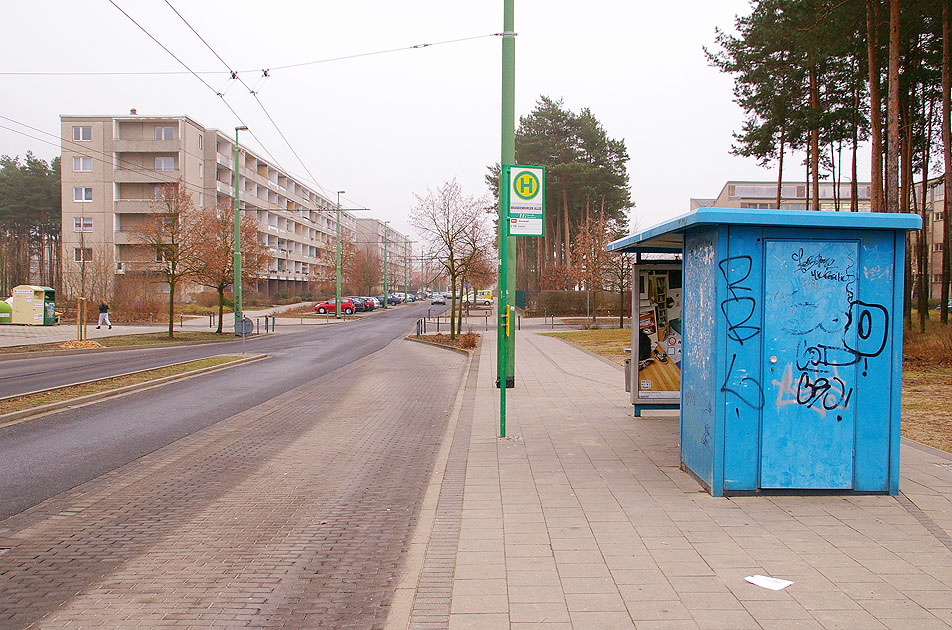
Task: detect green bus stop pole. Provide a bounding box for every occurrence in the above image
[498,0,516,436]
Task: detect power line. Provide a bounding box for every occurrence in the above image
[0,32,504,77]
[107,0,285,172]
[160,0,355,208]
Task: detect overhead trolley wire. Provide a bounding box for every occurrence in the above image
[161,0,363,209]
[106,0,286,173]
[0,32,505,77]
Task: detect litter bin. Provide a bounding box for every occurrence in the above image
[608,208,920,496]
[10,285,56,326]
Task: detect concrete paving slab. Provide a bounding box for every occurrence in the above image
[395,324,952,629]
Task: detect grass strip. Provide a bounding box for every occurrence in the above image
[0,356,241,416]
[543,328,629,366]
[0,331,240,355]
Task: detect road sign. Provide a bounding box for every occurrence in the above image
[507,165,545,237]
[235,316,254,336]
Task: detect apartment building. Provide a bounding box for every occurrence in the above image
[694,179,948,298]
[61,113,356,298]
[355,218,411,294]
[699,180,873,212]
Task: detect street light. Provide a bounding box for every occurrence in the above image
[335,190,345,318]
[382,220,390,309]
[234,125,248,334]
[404,239,410,300]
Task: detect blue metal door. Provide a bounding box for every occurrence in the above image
[760,239,859,489]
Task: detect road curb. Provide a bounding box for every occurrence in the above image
[403,335,474,357]
[384,340,477,630]
[0,353,267,428]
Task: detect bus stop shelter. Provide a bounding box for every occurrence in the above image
[608,208,920,496]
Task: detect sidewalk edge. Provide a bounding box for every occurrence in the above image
[383,342,475,630]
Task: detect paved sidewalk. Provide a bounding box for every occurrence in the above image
[393,328,952,630]
[0,302,315,348]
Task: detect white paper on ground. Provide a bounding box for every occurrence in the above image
[745,574,794,590]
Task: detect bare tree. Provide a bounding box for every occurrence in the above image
[604,217,635,329]
[194,198,271,333]
[410,179,492,339]
[130,181,202,338]
[571,214,613,327]
[344,245,381,296]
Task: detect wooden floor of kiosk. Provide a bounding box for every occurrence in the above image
[637,347,681,393]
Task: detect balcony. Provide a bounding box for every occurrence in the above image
[113,138,180,153]
[114,199,156,213]
[114,168,179,183]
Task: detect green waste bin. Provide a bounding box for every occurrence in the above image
[0,299,11,325]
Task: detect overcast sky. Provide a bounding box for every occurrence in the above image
[1,1,816,240]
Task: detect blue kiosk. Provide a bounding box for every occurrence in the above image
[608,208,920,496]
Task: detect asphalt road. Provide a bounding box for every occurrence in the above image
[0,301,446,520]
[0,303,444,398]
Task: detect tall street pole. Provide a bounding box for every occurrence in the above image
[335,190,345,318]
[404,239,409,299]
[234,125,247,332]
[383,221,390,309]
[497,0,516,436]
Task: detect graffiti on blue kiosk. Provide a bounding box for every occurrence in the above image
[718,256,760,344]
[769,244,889,419]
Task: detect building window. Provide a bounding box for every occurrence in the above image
[73,187,93,202]
[199,163,204,179]
[935,243,944,252]
[936,212,944,222]
[155,156,175,171]
[73,247,92,262]
[155,248,168,263]
[155,126,175,140]
[72,156,92,172]
[72,126,92,141]
[198,135,203,150]
[73,217,93,232]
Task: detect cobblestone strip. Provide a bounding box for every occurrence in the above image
[0,339,465,629]
[898,492,952,553]
[407,349,479,630]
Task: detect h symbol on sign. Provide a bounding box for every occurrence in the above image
[517,177,534,196]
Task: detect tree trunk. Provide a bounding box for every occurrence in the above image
[805,133,811,208]
[887,0,901,213]
[831,143,839,211]
[776,126,785,209]
[918,96,933,333]
[456,277,464,338]
[868,0,886,212]
[168,280,175,338]
[810,65,820,211]
[563,191,572,269]
[943,0,952,324]
[217,285,225,334]
[852,83,860,212]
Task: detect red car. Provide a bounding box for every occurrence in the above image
[314,298,355,315]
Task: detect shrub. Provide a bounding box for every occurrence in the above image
[456,331,479,349]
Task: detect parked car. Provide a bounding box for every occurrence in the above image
[360,297,375,311]
[345,296,369,312]
[376,294,400,306]
[314,298,355,315]
[370,296,382,308]
[431,294,446,305]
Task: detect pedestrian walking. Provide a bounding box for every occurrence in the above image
[96,301,112,329]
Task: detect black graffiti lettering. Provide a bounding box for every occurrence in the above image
[843,301,888,358]
[718,256,761,345]
[795,372,853,411]
[721,353,765,410]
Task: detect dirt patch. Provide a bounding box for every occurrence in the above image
[901,365,952,453]
[413,332,479,351]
